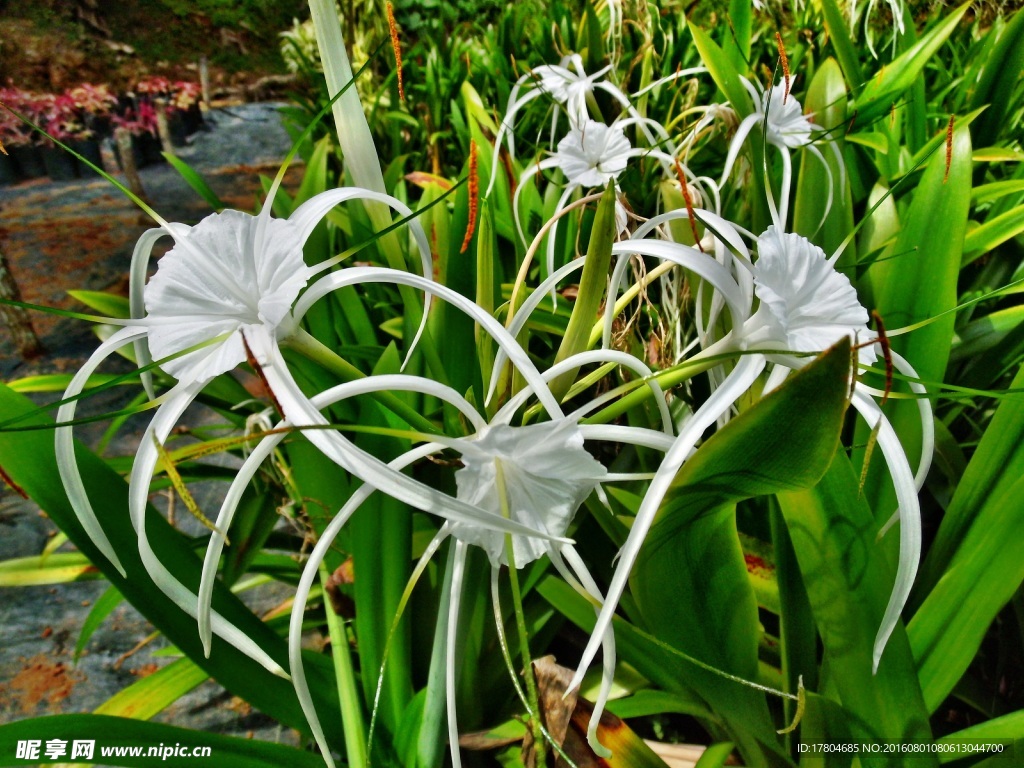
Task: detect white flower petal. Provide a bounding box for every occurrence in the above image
[144,209,313,382]
[56,326,147,578]
[450,420,607,567]
[554,120,632,189]
[750,226,875,361]
[567,354,766,719]
[850,390,922,672]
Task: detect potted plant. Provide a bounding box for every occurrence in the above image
[40,93,82,181]
[0,87,46,180]
[170,80,204,139]
[68,83,117,135]
[112,101,163,168]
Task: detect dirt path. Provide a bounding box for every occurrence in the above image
[0,102,304,378]
[0,103,307,750]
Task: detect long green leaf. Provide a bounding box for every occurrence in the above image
[630,340,851,766]
[909,473,1024,711]
[0,384,342,744]
[0,715,325,768]
[777,455,935,764]
[968,7,1024,147]
[853,4,969,127]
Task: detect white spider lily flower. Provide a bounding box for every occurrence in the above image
[54,185,472,677]
[720,79,844,229]
[745,226,876,363]
[449,419,607,567]
[485,54,695,199]
[513,119,711,298]
[218,296,676,765]
[555,214,932,738]
[552,120,632,189]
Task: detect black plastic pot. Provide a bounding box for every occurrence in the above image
[70,138,103,177]
[137,132,165,166]
[9,144,46,180]
[167,110,189,147]
[184,103,204,134]
[41,144,79,182]
[0,152,17,186]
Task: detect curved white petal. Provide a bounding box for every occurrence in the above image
[567,354,766,708]
[850,390,922,672]
[255,335,567,541]
[288,442,443,768]
[56,326,147,578]
[292,266,563,419]
[125,378,285,676]
[446,541,469,768]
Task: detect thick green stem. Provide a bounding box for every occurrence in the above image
[495,462,546,764]
[319,561,367,768]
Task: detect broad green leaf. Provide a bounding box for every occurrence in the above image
[723,0,751,75]
[6,373,123,394]
[0,384,343,744]
[793,58,854,259]
[937,711,1024,761]
[694,742,736,768]
[777,455,935,763]
[164,153,225,210]
[962,205,1024,265]
[819,0,864,92]
[972,180,1024,206]
[0,552,100,586]
[550,183,616,400]
[351,346,413,734]
[853,4,969,126]
[67,290,130,319]
[0,715,325,768]
[688,23,753,116]
[630,340,851,766]
[910,472,1024,710]
[860,123,972,513]
[94,658,209,720]
[916,363,1024,598]
[968,7,1024,147]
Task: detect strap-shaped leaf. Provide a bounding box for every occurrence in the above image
[0,384,342,744]
[0,715,325,768]
[629,340,851,766]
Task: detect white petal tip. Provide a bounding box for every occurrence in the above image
[588,734,612,759]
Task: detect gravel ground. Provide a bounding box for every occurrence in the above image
[0,104,310,755]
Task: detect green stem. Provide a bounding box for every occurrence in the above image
[582,338,739,425]
[319,561,367,768]
[495,462,546,764]
[286,328,439,436]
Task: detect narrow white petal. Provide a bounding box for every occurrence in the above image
[129,228,173,400]
[890,352,934,491]
[851,390,922,672]
[719,113,762,189]
[256,337,567,540]
[293,267,563,419]
[127,380,285,675]
[446,542,469,768]
[558,545,615,758]
[56,326,147,578]
[567,354,766,698]
[288,443,442,768]
[489,257,586,405]
[611,240,749,328]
